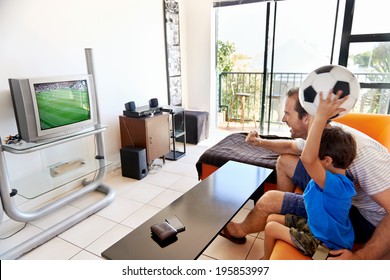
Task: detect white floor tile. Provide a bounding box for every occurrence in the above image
[121,204,161,229]
[95,196,143,223]
[0,218,29,237]
[29,205,80,230]
[85,224,132,257]
[18,237,81,260]
[197,254,216,260]
[103,172,140,195]
[162,161,196,176]
[202,235,257,260]
[71,250,103,260]
[68,190,105,209]
[0,223,42,255]
[142,171,182,188]
[246,237,265,260]
[120,182,165,204]
[168,176,199,192]
[147,189,183,209]
[177,153,201,166]
[58,215,116,248]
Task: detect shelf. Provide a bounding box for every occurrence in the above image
[11,158,112,199]
[163,105,186,161]
[2,125,107,154]
[1,126,111,199]
[162,105,184,114]
[171,130,185,138]
[165,150,186,160]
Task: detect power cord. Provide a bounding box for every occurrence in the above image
[3,134,21,145]
[0,222,27,240]
[148,160,162,174]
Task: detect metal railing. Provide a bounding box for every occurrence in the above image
[218,71,390,131]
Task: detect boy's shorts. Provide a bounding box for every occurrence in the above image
[281,192,307,218]
[285,214,322,256]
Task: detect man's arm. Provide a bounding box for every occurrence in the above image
[245,132,301,155]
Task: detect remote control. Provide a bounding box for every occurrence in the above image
[166,215,185,232]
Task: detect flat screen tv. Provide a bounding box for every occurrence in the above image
[9,74,98,143]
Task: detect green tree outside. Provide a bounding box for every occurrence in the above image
[351,42,390,113]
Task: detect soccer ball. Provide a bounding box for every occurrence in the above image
[298,65,360,119]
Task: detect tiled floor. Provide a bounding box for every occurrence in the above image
[0,124,282,260]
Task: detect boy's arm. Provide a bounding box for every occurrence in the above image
[301,113,328,188]
[301,91,348,189]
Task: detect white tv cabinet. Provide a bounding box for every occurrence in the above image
[0,126,115,259]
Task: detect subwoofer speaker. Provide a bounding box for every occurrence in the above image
[120,147,148,180]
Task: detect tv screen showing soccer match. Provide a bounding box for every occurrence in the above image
[33,80,91,130]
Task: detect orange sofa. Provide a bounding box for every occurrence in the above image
[269,112,390,260]
[334,112,390,152]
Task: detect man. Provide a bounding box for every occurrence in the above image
[221,88,390,260]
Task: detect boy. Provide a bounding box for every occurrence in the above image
[262,91,357,259]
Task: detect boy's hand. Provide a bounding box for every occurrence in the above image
[316,90,349,120]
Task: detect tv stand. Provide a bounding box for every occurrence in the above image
[0,126,115,259]
[49,158,85,177]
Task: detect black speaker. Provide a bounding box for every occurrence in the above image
[125,101,136,111]
[149,98,158,108]
[120,147,148,180]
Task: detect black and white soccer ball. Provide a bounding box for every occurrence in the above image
[298,65,360,119]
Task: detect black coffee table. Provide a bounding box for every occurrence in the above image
[101,160,273,260]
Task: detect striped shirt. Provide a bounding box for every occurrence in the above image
[296,123,390,226]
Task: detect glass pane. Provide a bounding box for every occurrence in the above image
[348,42,390,114]
[216,3,267,129]
[216,3,266,72]
[274,0,339,73]
[352,88,390,114]
[348,42,390,77]
[352,0,390,34]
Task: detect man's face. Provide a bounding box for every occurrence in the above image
[281,95,310,139]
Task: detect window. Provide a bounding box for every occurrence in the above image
[339,0,390,114]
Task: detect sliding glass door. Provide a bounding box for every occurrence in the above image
[215,0,343,133]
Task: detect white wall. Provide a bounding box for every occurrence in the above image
[0,0,169,162]
[180,0,216,128]
[0,0,216,178]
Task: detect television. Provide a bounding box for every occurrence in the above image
[9,74,98,143]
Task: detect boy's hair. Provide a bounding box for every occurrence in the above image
[319,126,357,169]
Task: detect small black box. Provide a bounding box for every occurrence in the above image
[120,147,148,180]
[175,110,209,144]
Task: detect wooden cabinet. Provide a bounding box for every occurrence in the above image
[119,114,170,164]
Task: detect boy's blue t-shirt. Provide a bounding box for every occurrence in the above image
[303,170,356,250]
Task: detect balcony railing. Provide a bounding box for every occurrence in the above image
[218,71,390,131]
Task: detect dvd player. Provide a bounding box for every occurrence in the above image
[123,105,162,118]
